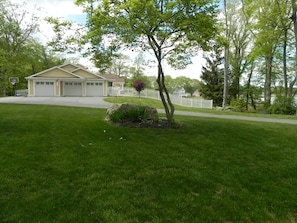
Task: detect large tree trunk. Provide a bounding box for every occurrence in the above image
[223,0,229,108]
[283,29,288,97]
[245,62,256,110]
[264,56,273,104]
[156,58,175,125]
[290,0,297,97]
[148,35,175,125]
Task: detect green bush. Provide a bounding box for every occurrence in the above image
[109,107,150,123]
[230,98,246,112]
[268,96,297,115]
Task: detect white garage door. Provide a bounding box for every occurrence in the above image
[64,82,82,96]
[86,82,103,96]
[35,81,55,96]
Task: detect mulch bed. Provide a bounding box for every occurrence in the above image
[110,119,185,129]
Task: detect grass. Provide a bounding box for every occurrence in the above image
[104,96,297,119]
[1,103,297,222]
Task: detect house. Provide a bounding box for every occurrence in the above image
[100,74,126,96]
[25,63,112,97]
[101,74,125,89]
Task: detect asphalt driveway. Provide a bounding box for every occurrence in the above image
[1,96,297,125]
[0,96,112,109]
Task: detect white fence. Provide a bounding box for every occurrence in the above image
[108,88,213,109]
[16,89,28,96]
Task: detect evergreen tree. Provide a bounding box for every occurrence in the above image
[200,46,224,106]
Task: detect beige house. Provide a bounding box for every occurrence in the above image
[26,63,112,97]
[102,74,125,89]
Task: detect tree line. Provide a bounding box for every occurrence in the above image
[0,0,65,96]
[2,0,297,124]
[199,0,297,114]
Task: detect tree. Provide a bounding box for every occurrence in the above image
[291,0,297,98]
[184,79,199,96]
[133,79,145,97]
[75,0,218,125]
[222,0,230,108]
[106,54,131,77]
[200,45,224,106]
[242,0,284,105]
[0,0,40,95]
[167,76,198,96]
[225,1,252,101]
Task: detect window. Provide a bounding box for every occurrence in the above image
[108,82,112,87]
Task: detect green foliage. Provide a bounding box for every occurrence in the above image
[268,96,297,115]
[230,98,246,112]
[109,106,149,123]
[163,76,199,95]
[76,0,218,68]
[75,0,219,124]
[199,45,224,106]
[0,1,65,95]
[184,79,199,96]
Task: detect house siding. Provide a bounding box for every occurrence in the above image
[61,64,77,72]
[73,70,100,79]
[29,80,34,96]
[38,69,77,78]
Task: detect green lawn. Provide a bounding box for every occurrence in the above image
[0,104,297,222]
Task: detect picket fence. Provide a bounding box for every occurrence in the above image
[109,88,213,109]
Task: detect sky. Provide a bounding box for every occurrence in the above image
[16,0,206,79]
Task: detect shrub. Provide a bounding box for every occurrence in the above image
[230,98,246,112]
[268,96,296,115]
[109,107,149,123]
[107,104,159,123]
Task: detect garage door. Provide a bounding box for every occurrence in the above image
[64,82,82,96]
[86,82,103,96]
[35,81,55,96]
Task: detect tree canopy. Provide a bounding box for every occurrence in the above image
[75,0,219,124]
[0,0,65,96]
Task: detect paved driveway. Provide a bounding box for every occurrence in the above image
[1,96,297,125]
[0,96,112,108]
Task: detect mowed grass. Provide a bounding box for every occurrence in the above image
[0,104,297,223]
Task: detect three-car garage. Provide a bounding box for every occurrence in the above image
[26,64,109,97]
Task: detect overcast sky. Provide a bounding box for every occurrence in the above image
[16,0,205,79]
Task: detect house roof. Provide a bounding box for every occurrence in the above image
[101,74,125,83]
[26,63,107,80]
